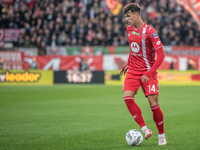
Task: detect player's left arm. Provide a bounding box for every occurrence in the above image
[141,31,165,83]
[144,47,165,77]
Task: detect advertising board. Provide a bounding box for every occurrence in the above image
[0,70,53,85]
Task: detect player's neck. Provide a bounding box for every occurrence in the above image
[133,20,144,30]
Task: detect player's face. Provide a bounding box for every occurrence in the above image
[124,10,138,26]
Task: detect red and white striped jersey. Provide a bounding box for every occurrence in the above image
[127,23,163,74]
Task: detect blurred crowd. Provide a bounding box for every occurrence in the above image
[0,0,200,54]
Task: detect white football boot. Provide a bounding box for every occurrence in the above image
[158,137,167,145]
[143,129,153,140]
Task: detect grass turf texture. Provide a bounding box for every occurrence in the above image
[0,85,200,150]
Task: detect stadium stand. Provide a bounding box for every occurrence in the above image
[0,0,199,53]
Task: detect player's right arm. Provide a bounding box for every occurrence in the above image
[120,26,131,76]
[120,51,130,75]
[120,64,128,75]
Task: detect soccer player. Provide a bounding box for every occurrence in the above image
[120,3,167,145]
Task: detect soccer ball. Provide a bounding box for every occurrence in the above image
[125,129,143,146]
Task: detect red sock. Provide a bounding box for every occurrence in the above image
[123,96,146,128]
[151,105,164,134]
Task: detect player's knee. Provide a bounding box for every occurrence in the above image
[124,90,136,97]
[148,95,158,107]
[149,101,158,107]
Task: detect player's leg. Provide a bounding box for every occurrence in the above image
[148,95,164,134]
[148,95,167,145]
[123,90,146,128]
[123,73,152,140]
[141,73,166,145]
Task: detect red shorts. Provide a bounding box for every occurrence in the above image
[123,72,159,97]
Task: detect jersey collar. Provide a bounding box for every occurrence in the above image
[134,23,145,30]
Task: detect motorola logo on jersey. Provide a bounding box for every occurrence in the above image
[131,42,140,53]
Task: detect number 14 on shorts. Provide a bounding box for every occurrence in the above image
[148,84,159,93]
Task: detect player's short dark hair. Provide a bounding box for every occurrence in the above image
[123,3,141,15]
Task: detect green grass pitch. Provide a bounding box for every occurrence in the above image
[0,85,200,150]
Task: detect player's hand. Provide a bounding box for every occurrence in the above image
[141,75,149,83]
[120,65,128,75]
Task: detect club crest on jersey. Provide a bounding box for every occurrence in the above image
[131,42,140,53]
[132,31,140,35]
[142,34,146,40]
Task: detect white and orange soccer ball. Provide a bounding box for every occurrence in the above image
[125,129,143,146]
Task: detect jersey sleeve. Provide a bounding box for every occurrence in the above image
[144,47,165,78]
[126,25,131,65]
[149,28,163,50]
